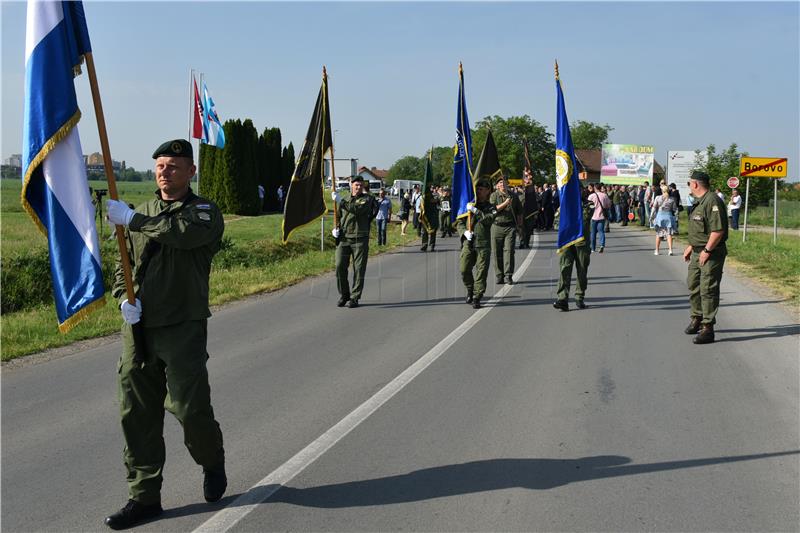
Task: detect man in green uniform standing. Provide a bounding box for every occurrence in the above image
[519,170,539,249]
[683,170,728,344]
[438,187,454,237]
[332,175,379,308]
[490,176,523,285]
[104,140,226,529]
[420,183,440,251]
[553,186,593,311]
[459,179,512,309]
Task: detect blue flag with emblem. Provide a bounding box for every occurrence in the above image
[554,61,585,253]
[22,0,105,332]
[450,63,474,223]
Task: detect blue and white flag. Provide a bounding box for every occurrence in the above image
[202,82,225,148]
[554,61,585,253]
[22,0,105,332]
[451,63,474,222]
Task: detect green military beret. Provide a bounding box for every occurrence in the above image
[475,178,491,189]
[152,139,193,159]
[350,175,364,183]
[690,170,711,183]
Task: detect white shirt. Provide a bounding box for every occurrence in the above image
[728,195,742,210]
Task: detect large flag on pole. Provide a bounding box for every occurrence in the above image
[282,69,332,243]
[202,81,225,148]
[22,0,105,332]
[191,76,204,140]
[419,148,434,233]
[450,62,474,223]
[473,129,503,183]
[554,61,585,253]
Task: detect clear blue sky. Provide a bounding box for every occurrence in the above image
[3,1,798,179]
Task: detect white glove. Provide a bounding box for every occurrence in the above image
[463,230,474,241]
[120,299,142,325]
[332,227,340,239]
[467,203,478,214]
[331,190,341,203]
[106,199,135,226]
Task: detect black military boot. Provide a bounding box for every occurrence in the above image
[552,300,569,312]
[575,299,586,309]
[105,500,163,530]
[684,316,702,335]
[347,299,359,309]
[420,244,428,252]
[505,276,514,285]
[465,291,474,304]
[337,296,349,307]
[693,324,715,344]
[496,278,504,285]
[203,464,227,503]
[472,297,481,309]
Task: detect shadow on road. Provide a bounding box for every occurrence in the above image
[714,324,800,343]
[269,450,799,508]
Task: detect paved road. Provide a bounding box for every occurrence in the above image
[3,227,798,532]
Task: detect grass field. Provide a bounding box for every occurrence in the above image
[1,178,415,360]
[744,200,800,229]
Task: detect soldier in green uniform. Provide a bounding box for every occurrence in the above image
[459,179,512,309]
[490,177,523,285]
[553,186,593,311]
[332,175,379,308]
[104,140,226,530]
[420,184,440,251]
[438,187,454,237]
[683,170,728,344]
[519,170,539,249]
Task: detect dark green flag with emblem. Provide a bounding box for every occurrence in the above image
[281,69,333,243]
[473,129,503,184]
[419,148,434,233]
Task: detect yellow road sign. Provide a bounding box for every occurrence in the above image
[507,179,523,187]
[740,157,788,178]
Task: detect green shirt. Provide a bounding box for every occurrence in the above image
[489,191,522,226]
[112,189,224,328]
[456,201,497,249]
[338,192,378,239]
[687,190,728,248]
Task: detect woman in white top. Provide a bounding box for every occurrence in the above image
[727,189,742,230]
[650,184,678,255]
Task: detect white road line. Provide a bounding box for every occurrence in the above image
[193,235,540,532]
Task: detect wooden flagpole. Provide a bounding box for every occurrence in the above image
[325,66,339,229]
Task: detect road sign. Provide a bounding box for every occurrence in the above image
[739,157,788,178]
[727,176,740,189]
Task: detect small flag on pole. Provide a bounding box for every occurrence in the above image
[554,61,585,253]
[191,76,204,140]
[22,0,105,332]
[473,130,503,184]
[281,69,332,243]
[202,81,225,148]
[450,62,475,223]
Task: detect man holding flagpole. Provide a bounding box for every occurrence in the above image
[553,61,591,312]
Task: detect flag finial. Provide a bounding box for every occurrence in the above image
[322,65,327,79]
[554,60,559,80]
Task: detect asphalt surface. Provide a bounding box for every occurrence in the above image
[2,226,798,532]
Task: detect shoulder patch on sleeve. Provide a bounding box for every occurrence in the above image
[712,205,719,212]
[196,203,211,210]
[197,212,212,221]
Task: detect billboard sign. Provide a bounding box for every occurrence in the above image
[600,144,655,185]
[668,150,707,206]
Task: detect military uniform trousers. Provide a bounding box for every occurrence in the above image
[460,241,491,299]
[687,248,726,325]
[439,212,453,236]
[336,236,369,301]
[421,228,437,248]
[491,224,516,280]
[556,243,591,302]
[520,216,536,247]
[118,320,224,505]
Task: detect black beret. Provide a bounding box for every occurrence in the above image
[152,139,193,159]
[350,175,364,183]
[690,170,711,183]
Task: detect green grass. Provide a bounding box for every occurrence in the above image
[1,178,416,360]
[744,200,800,229]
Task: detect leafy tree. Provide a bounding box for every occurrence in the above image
[471,115,555,184]
[387,155,424,185]
[571,120,614,150]
[699,143,773,207]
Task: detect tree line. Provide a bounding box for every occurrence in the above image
[385,116,784,206]
[198,119,295,215]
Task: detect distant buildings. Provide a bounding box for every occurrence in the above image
[2,152,126,177]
